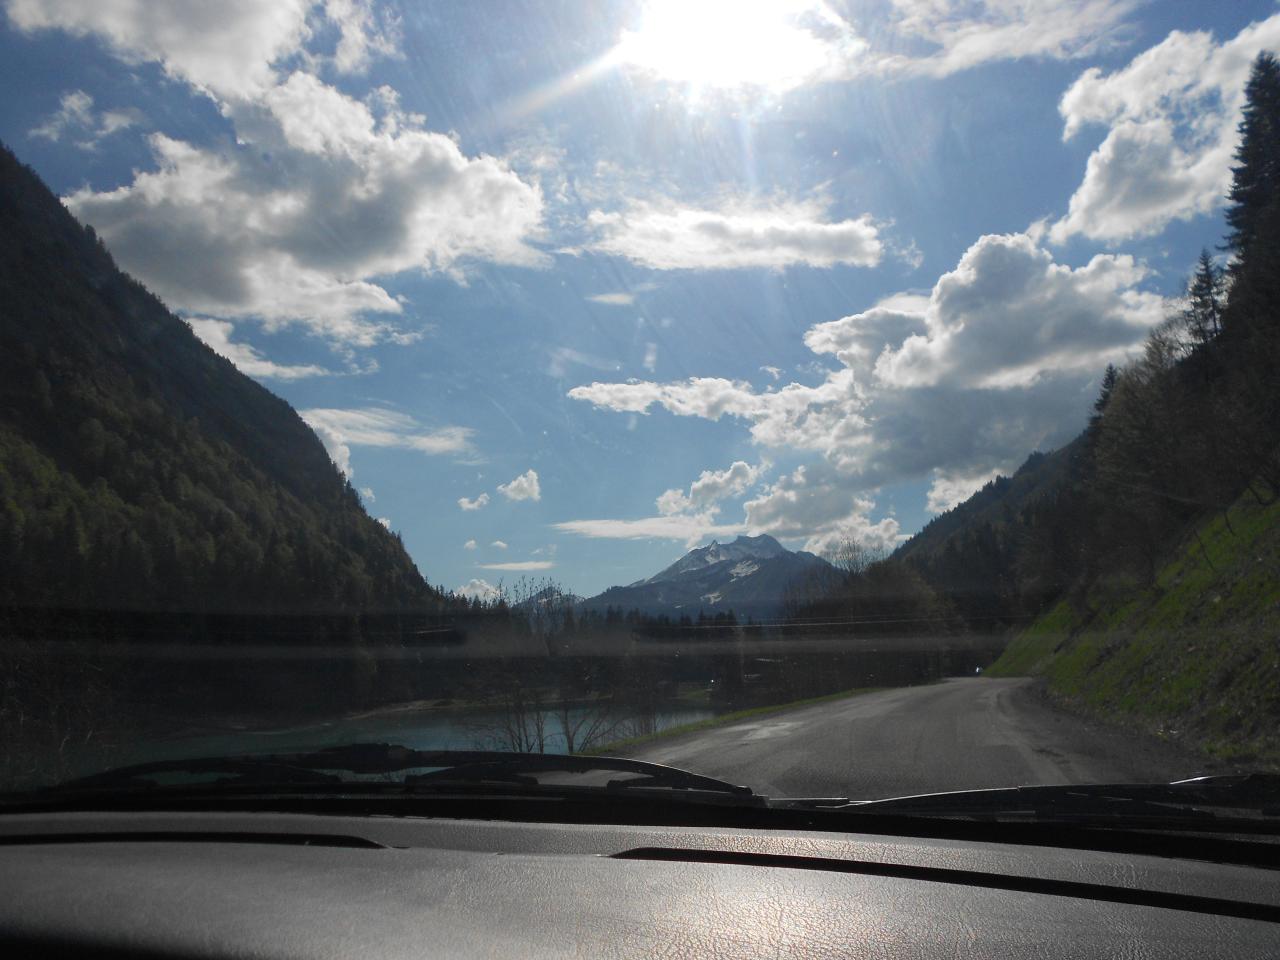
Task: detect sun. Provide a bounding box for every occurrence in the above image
[613,0,831,94]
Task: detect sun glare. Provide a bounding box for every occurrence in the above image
[614,0,830,93]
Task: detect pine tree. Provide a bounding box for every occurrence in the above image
[1225,52,1280,261]
[1086,364,1118,444]
[1182,250,1224,346]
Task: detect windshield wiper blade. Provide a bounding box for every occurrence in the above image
[834,774,1280,824]
[403,753,755,797]
[22,743,754,801]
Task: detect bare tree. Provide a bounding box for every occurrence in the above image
[555,694,617,754]
[825,538,887,577]
[494,677,547,753]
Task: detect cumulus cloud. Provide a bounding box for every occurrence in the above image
[584,196,882,272]
[456,578,500,601]
[300,407,473,477]
[28,89,138,149]
[458,494,490,512]
[741,463,902,556]
[656,461,763,516]
[463,539,477,550]
[869,233,1163,389]
[188,318,332,380]
[66,76,546,344]
[925,467,1002,514]
[557,460,766,548]
[14,2,543,346]
[6,0,308,100]
[570,231,1163,539]
[490,540,509,550]
[478,560,555,572]
[322,0,401,74]
[4,0,399,100]
[497,469,541,502]
[1050,14,1280,243]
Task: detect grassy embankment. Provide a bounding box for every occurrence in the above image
[581,686,885,756]
[988,493,1280,766]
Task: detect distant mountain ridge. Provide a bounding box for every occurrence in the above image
[584,534,832,617]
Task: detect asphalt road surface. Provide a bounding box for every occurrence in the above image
[619,677,1208,799]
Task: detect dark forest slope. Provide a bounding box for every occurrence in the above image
[0,143,438,613]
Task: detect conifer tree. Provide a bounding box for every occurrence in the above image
[1182,251,1223,346]
[1225,52,1280,262]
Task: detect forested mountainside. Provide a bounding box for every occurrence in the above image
[797,54,1280,761]
[891,441,1083,627]
[0,143,440,613]
[989,493,1280,765]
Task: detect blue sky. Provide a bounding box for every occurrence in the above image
[1,0,1275,599]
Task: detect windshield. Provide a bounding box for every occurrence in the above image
[1,1,1277,819]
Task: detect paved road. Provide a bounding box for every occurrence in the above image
[620,677,1206,799]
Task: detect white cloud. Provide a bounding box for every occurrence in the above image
[5,0,314,100]
[558,459,764,549]
[553,514,745,548]
[490,540,509,550]
[1050,14,1280,243]
[585,196,882,272]
[570,231,1162,539]
[375,516,390,529]
[555,465,899,554]
[497,469,541,502]
[456,578,500,601]
[301,407,473,477]
[188,318,332,380]
[463,539,477,550]
[760,366,782,381]
[478,560,555,572]
[925,467,1002,514]
[656,460,763,516]
[880,0,1139,79]
[322,0,400,74]
[28,89,138,149]
[5,0,402,100]
[868,233,1163,389]
[570,376,772,422]
[66,76,547,344]
[587,292,635,306]
[458,493,490,512]
[8,3,520,348]
[742,464,902,556]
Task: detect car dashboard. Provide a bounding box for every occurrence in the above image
[1,809,1278,957]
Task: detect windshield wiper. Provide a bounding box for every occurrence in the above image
[401,752,754,797]
[827,775,1280,831]
[14,743,755,802]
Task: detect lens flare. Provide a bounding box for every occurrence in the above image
[614,0,833,93]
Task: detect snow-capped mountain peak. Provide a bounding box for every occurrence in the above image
[645,534,787,585]
[584,533,834,617]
